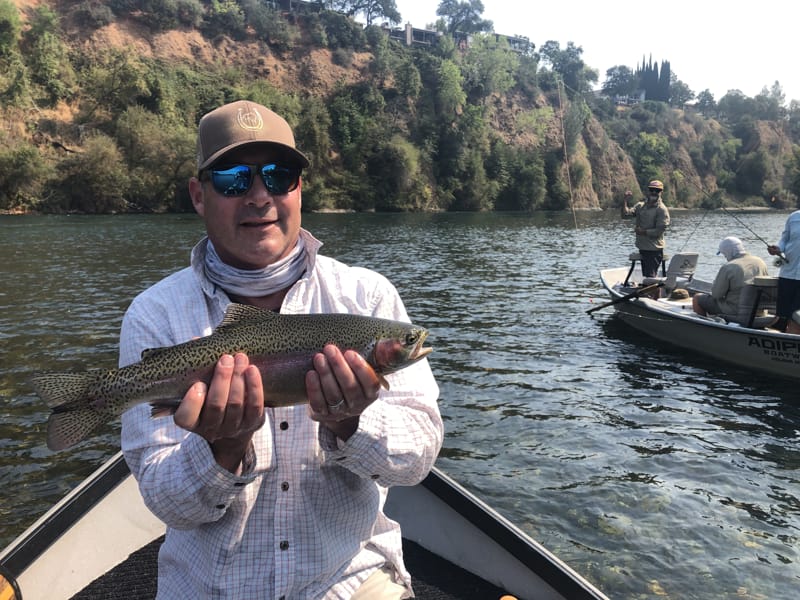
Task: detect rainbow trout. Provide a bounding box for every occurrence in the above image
[33,304,432,451]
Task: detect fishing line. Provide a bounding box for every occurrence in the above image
[674,205,709,253]
[556,76,578,230]
[718,205,776,248]
[675,173,786,260]
[631,130,783,258]
[564,82,782,253]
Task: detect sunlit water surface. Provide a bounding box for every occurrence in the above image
[1,211,798,599]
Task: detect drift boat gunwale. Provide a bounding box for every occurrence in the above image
[0,452,608,600]
[599,266,800,381]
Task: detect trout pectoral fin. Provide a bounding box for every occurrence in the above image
[377,374,390,390]
[150,400,181,418]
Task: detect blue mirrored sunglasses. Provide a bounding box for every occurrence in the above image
[206,163,301,197]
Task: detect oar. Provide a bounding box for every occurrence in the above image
[586,282,664,315]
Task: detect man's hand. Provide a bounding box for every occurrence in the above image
[175,353,265,472]
[306,344,382,441]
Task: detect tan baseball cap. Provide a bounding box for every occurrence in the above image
[196,100,309,171]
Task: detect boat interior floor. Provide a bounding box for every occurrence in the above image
[68,536,510,600]
[616,283,783,331]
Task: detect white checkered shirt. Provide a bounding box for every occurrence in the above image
[120,230,442,599]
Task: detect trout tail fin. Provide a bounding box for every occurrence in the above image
[31,372,107,451]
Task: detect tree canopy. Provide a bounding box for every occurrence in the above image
[435,0,493,34]
[335,0,400,27]
[0,0,799,213]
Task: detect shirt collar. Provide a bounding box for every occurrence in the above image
[191,228,323,298]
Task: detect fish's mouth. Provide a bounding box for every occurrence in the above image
[410,330,432,360]
[372,329,433,374]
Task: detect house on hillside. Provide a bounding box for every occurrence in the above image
[384,23,533,54]
[384,23,442,46]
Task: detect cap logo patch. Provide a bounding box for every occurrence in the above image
[237,107,263,131]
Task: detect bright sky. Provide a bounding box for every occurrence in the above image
[393,0,800,104]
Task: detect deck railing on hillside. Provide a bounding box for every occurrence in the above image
[270,0,534,54]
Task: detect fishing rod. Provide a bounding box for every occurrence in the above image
[719,205,776,249]
[677,173,788,262]
[567,83,785,257]
[567,82,783,257]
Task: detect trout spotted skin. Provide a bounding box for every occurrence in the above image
[32,304,432,451]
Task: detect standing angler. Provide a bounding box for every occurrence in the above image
[116,100,443,599]
[621,180,671,278]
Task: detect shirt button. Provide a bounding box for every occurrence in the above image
[370,474,380,480]
[215,504,225,509]
[280,421,289,431]
[234,482,245,487]
[281,481,289,491]
[280,540,289,551]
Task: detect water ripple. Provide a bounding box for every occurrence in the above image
[1,212,799,599]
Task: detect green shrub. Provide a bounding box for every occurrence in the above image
[240,0,294,52]
[304,13,328,47]
[116,106,196,211]
[319,11,365,50]
[173,0,204,28]
[78,49,150,120]
[71,2,115,29]
[45,134,130,213]
[203,0,247,40]
[331,47,352,67]
[29,31,76,103]
[0,53,30,104]
[0,0,21,57]
[108,0,138,16]
[0,142,47,209]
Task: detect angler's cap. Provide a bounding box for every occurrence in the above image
[196,100,310,171]
[648,180,664,191]
[717,236,745,260]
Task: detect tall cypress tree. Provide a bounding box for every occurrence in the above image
[659,60,671,102]
[635,56,671,101]
[642,56,658,100]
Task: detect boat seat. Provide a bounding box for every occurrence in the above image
[685,279,712,295]
[623,252,668,285]
[724,278,778,328]
[641,252,699,296]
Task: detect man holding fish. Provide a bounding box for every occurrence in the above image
[117,100,442,599]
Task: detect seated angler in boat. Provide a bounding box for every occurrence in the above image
[692,236,769,324]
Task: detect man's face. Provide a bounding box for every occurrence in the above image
[648,188,660,202]
[189,146,303,270]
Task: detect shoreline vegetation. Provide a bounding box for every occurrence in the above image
[1,206,782,217]
[1,1,799,214]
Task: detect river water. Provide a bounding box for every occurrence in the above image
[1,211,798,599]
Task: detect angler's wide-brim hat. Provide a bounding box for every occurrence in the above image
[196,100,310,171]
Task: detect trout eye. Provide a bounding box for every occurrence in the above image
[405,333,419,346]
